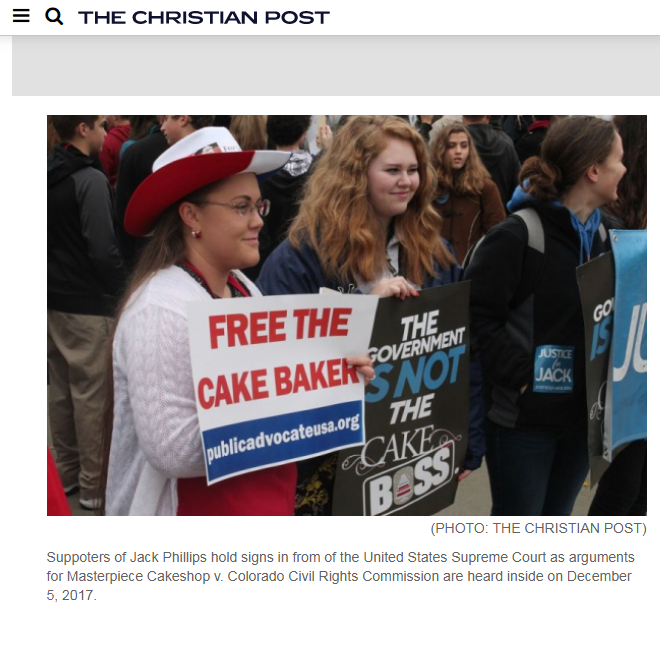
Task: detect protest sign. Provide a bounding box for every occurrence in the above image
[187,294,378,484]
[605,230,647,459]
[578,230,647,476]
[333,283,470,516]
[577,252,615,483]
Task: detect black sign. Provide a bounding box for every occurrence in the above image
[333,283,470,516]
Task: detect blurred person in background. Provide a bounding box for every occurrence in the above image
[602,115,646,231]
[120,115,162,157]
[416,115,435,142]
[115,116,168,272]
[515,115,561,165]
[213,115,232,128]
[48,115,124,510]
[161,115,215,146]
[500,115,533,144]
[245,115,313,279]
[47,116,60,156]
[428,115,463,148]
[430,123,505,264]
[230,115,268,150]
[100,115,131,186]
[463,115,520,205]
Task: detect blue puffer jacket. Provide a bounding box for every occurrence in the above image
[257,237,486,471]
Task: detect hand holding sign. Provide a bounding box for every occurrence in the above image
[347,356,375,383]
[370,277,419,300]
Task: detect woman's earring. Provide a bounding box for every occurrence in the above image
[191,230,201,239]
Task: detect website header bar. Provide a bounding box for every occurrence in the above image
[5,2,658,36]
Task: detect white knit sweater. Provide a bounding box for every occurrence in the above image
[105,265,259,516]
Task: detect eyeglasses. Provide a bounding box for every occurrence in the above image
[197,198,271,218]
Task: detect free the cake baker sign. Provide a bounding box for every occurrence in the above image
[187,293,378,485]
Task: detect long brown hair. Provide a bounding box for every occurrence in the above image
[47,116,60,155]
[290,115,453,286]
[430,123,491,196]
[520,115,616,202]
[608,115,646,230]
[128,115,158,140]
[230,115,268,150]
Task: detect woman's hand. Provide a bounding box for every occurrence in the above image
[370,277,419,300]
[347,356,375,383]
[457,469,473,483]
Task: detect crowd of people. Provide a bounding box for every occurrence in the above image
[46,114,647,517]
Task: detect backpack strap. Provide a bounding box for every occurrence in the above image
[463,207,544,268]
[463,207,546,308]
[515,207,545,253]
[462,230,485,272]
[508,208,546,308]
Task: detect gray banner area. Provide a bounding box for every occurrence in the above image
[13,36,660,96]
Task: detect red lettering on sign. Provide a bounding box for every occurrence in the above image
[213,375,233,406]
[251,368,269,399]
[200,370,271,407]
[292,364,312,393]
[225,313,249,347]
[274,366,292,396]
[209,310,289,348]
[198,377,215,409]
[250,311,269,344]
[326,358,342,387]
[329,308,352,336]
[342,359,360,385]
[209,315,226,350]
[308,361,329,389]
[293,308,353,339]
[293,309,309,339]
[269,310,287,342]
[231,371,251,402]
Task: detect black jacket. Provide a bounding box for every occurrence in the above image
[250,166,309,278]
[500,115,533,143]
[48,144,123,316]
[464,201,610,432]
[515,121,550,165]
[114,129,169,271]
[467,123,521,205]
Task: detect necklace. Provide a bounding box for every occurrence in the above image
[176,260,247,299]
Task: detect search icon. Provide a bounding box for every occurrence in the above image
[45,7,63,25]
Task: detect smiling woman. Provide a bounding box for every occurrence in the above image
[178,176,269,291]
[101,128,300,517]
[256,115,480,515]
[259,115,456,297]
[366,138,421,223]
